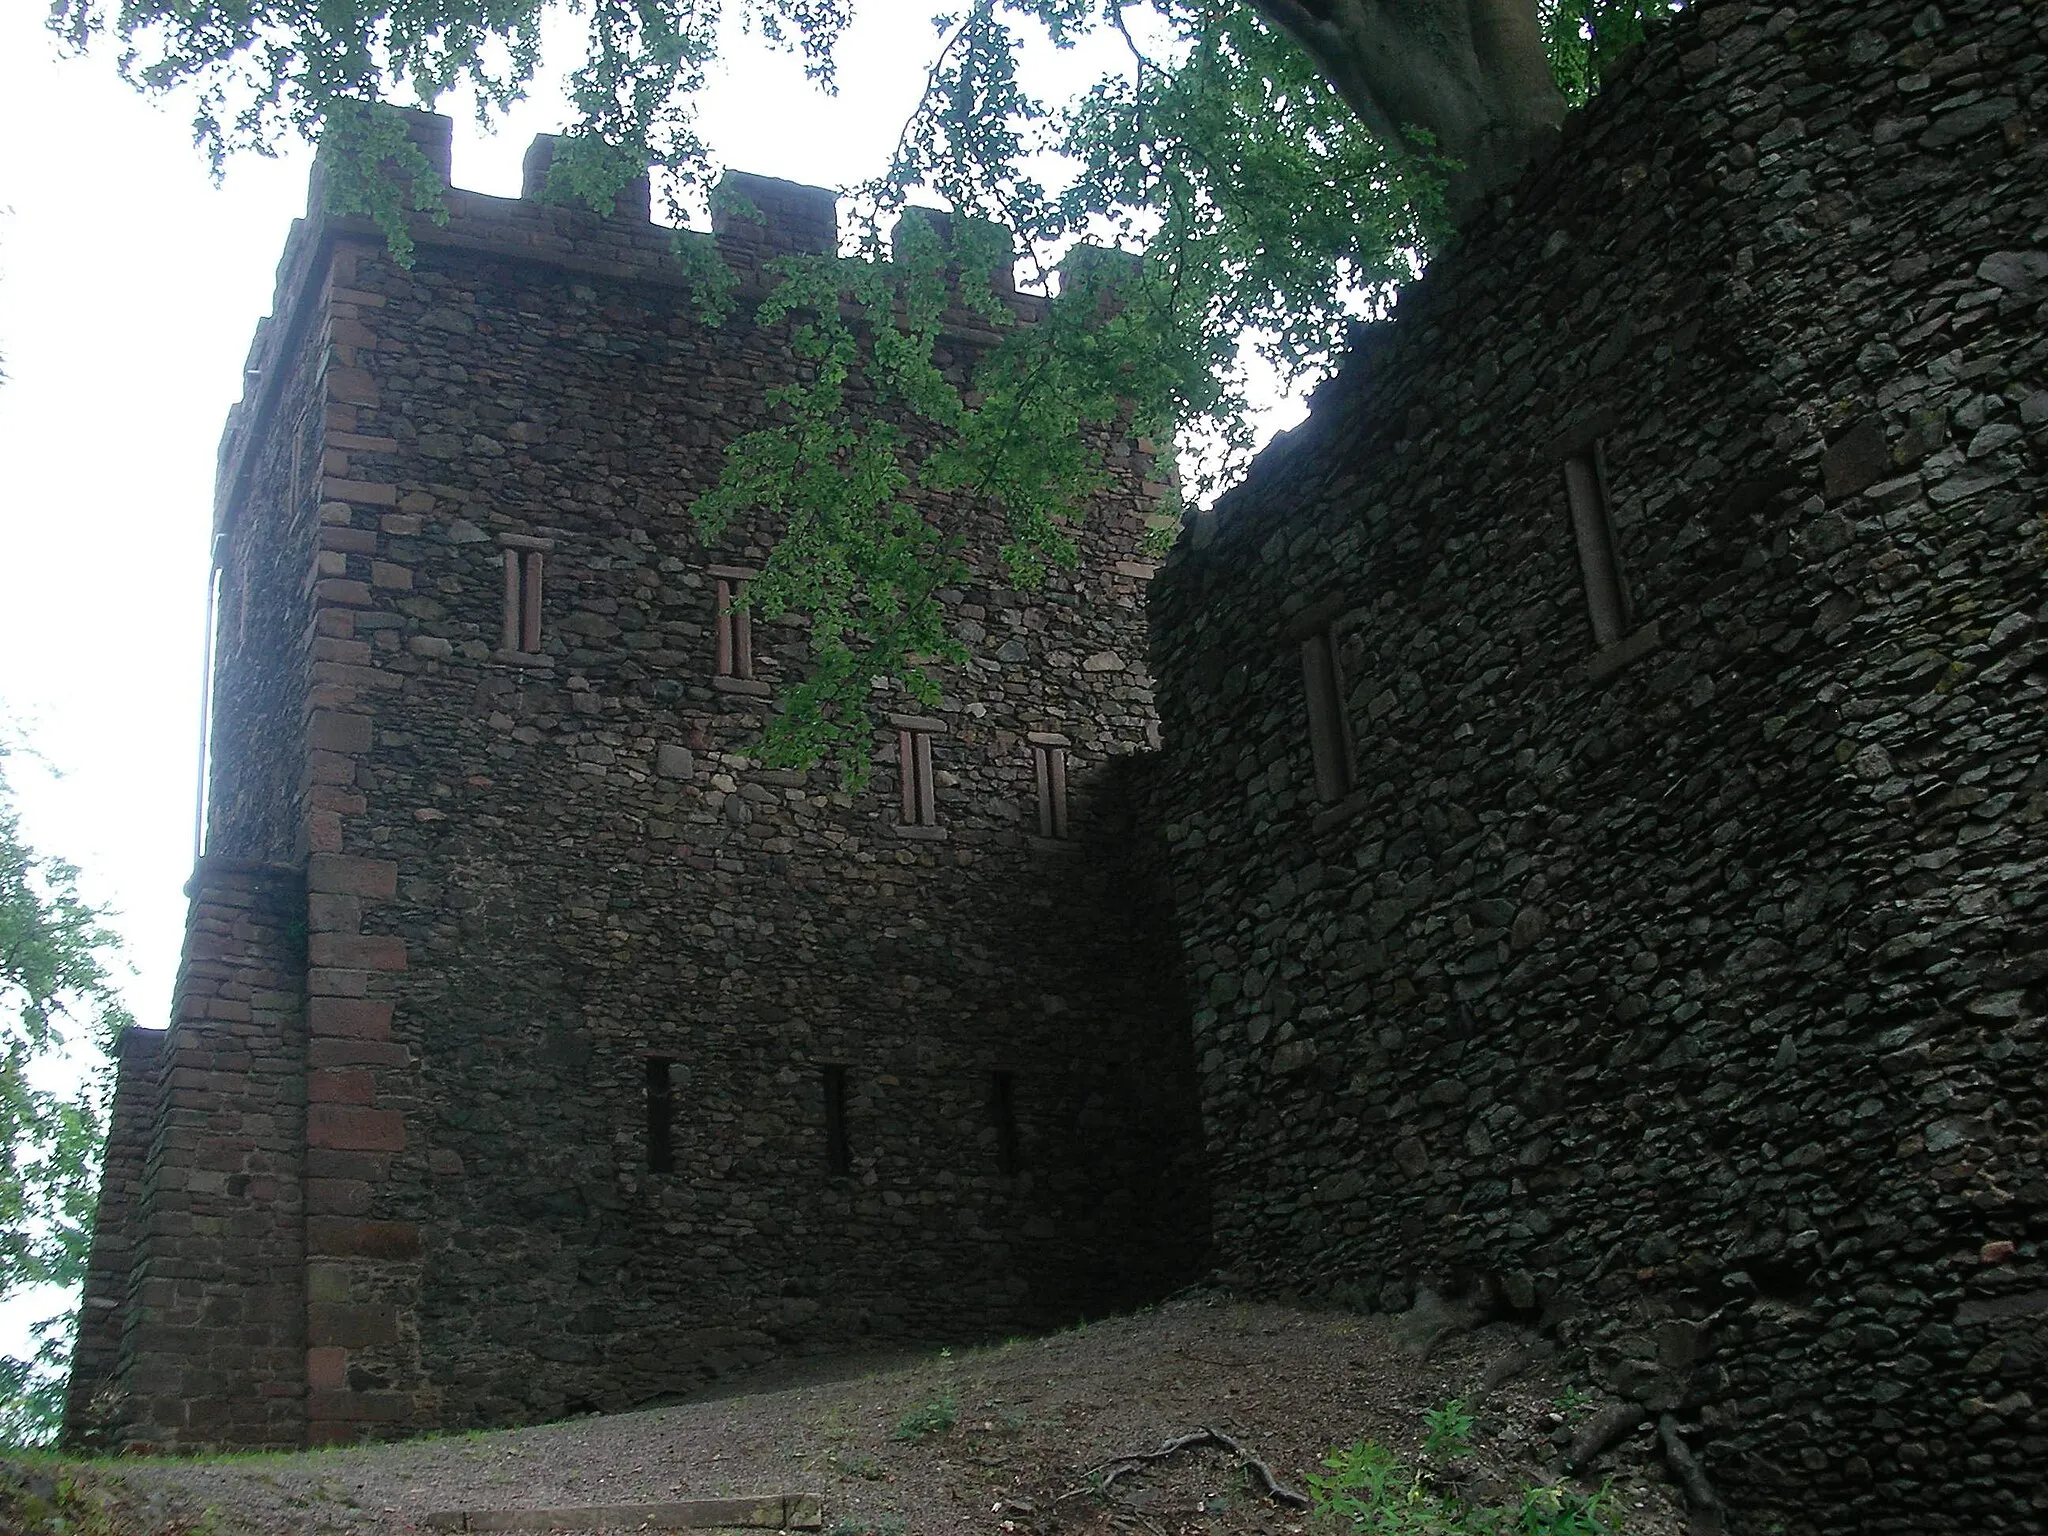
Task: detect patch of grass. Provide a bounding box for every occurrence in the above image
[827,1516,906,1536]
[828,1449,891,1482]
[0,1457,218,1536]
[1307,1404,1621,1536]
[888,1391,958,1442]
[1551,1386,1594,1419]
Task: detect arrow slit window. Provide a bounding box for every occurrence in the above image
[1564,445,1631,647]
[498,537,549,656]
[1031,736,1070,839]
[1301,625,1356,804]
[900,731,937,827]
[709,565,756,680]
[645,1057,675,1174]
[823,1066,851,1175]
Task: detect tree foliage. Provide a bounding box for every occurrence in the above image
[51,0,1673,772]
[0,742,128,1443]
[1540,0,1670,106]
[691,2,1462,771]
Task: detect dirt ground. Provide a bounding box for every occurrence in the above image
[32,1297,1692,1535]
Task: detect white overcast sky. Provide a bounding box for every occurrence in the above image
[0,4,1305,1360]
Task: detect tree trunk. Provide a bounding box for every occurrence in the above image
[1250,0,1566,221]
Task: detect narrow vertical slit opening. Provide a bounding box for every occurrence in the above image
[713,575,755,679]
[991,1071,1019,1175]
[1032,744,1070,839]
[913,731,936,826]
[501,545,547,655]
[1300,625,1356,804]
[898,731,918,825]
[645,1056,674,1174]
[521,551,544,652]
[501,549,522,653]
[898,730,938,827]
[823,1065,850,1175]
[1565,447,1629,648]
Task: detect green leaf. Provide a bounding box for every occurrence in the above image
[0,737,126,1444]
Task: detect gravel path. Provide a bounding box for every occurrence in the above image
[46,1298,1690,1535]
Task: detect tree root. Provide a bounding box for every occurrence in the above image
[1658,1415,1724,1534]
[1060,1427,1310,1509]
[1565,1400,1648,1470]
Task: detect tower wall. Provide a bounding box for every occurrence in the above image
[63,1027,162,1441]
[1148,1,2047,1531]
[98,860,308,1449]
[73,128,1207,1446]
[307,190,1203,1428]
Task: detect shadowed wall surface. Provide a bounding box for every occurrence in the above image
[1148,1,2046,1530]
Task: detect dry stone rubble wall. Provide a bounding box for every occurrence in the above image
[1147,2,2048,1531]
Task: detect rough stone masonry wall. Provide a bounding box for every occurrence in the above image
[90,859,309,1449]
[182,127,1206,1440]
[206,214,335,865]
[1149,2,2046,1531]
[62,1028,162,1441]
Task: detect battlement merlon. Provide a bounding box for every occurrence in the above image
[211,107,1057,548]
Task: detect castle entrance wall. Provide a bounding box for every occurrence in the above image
[1148,2,2048,1530]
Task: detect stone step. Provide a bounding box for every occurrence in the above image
[419,1493,822,1531]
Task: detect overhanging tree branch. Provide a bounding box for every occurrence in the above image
[1247,0,1566,216]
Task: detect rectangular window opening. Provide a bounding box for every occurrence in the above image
[1031,741,1070,839]
[991,1071,1020,1175]
[1300,625,1356,804]
[822,1064,851,1175]
[710,568,756,680]
[645,1056,675,1174]
[1564,446,1630,649]
[501,548,545,653]
[899,730,938,828]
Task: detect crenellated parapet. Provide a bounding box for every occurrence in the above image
[710,170,838,261]
[212,108,1054,552]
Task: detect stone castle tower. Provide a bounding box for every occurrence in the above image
[65,3,2048,1531]
[64,117,1207,1448]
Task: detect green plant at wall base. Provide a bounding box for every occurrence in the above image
[1422,1398,1474,1460]
[0,1463,103,1536]
[1308,1440,1442,1534]
[1306,1410,1622,1536]
[1511,1483,1621,1536]
[888,1389,959,1442]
